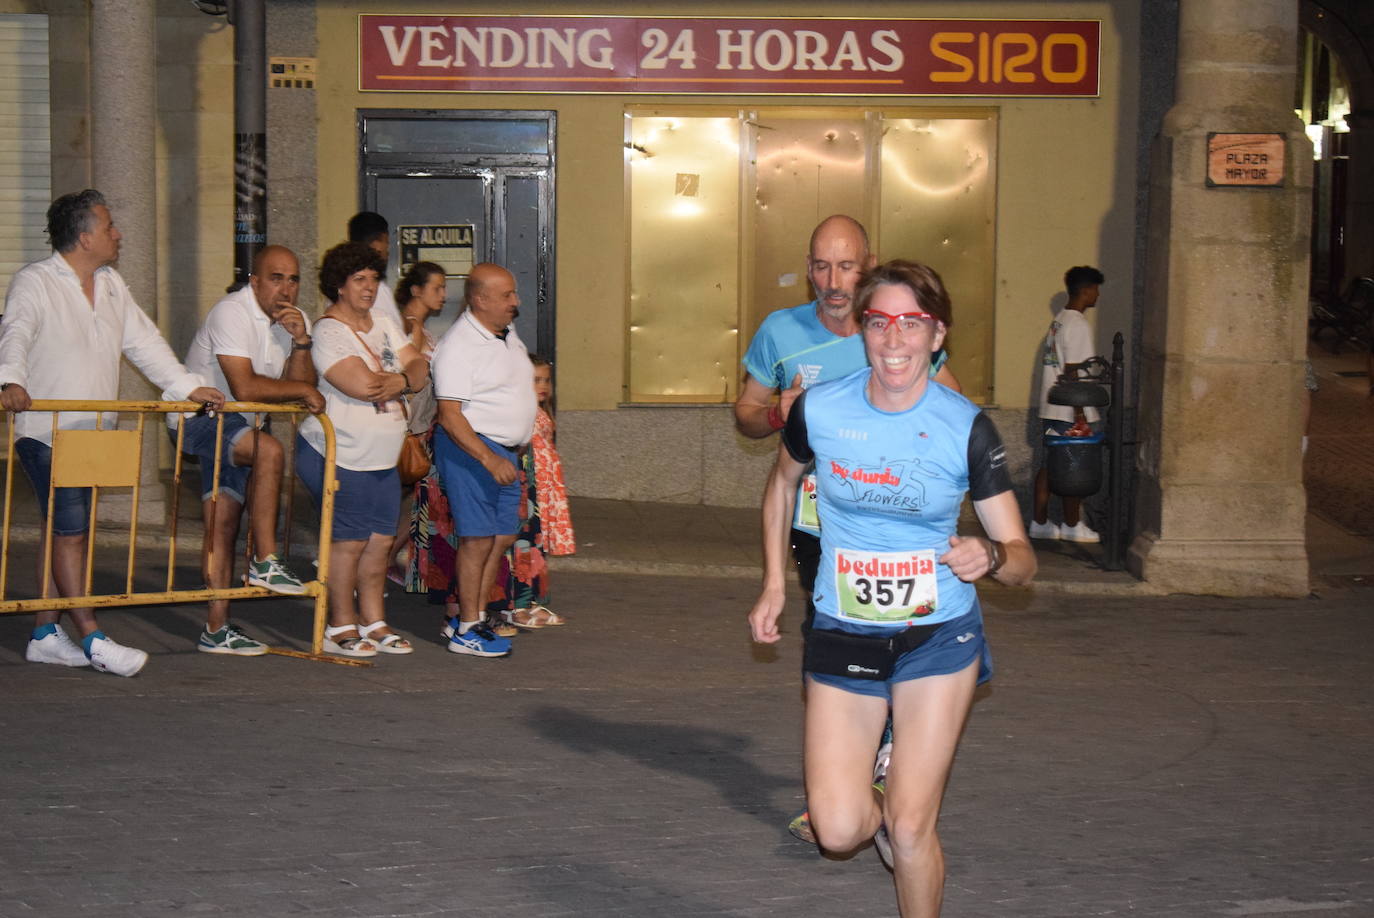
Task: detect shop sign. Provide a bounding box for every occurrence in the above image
[397,224,475,276]
[1206,133,1286,187]
[359,15,1100,97]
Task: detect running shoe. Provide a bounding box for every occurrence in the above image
[1028,520,1060,540]
[447,622,511,657]
[198,623,269,656]
[787,808,816,845]
[86,634,149,677]
[26,626,91,667]
[247,554,308,595]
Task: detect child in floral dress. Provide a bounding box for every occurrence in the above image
[491,354,575,628]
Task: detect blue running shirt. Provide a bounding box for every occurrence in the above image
[782,368,1011,631]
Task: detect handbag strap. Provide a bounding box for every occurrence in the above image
[318,315,409,420]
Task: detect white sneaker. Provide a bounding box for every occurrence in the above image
[26,628,91,667]
[1028,520,1060,540]
[86,634,149,677]
[1061,521,1101,543]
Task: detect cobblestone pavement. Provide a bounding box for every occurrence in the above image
[1,572,1371,918]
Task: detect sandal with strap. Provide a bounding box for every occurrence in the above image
[527,604,567,626]
[504,605,567,629]
[323,624,378,658]
[358,620,414,655]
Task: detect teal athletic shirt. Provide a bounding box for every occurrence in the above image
[743,300,949,534]
[782,368,1011,630]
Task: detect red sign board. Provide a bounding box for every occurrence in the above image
[359,15,1100,97]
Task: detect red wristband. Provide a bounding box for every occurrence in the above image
[767,403,785,431]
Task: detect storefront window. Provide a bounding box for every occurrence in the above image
[626,107,996,404]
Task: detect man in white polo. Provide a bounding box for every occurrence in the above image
[173,244,324,655]
[430,262,536,659]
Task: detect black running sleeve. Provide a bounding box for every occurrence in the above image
[967,412,1013,500]
[782,391,814,464]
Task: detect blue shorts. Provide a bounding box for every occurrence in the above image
[807,607,993,701]
[14,437,91,536]
[175,412,255,503]
[433,428,521,537]
[295,436,400,541]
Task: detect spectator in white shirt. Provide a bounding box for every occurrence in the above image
[431,263,537,660]
[295,242,428,658]
[1030,265,1104,543]
[173,244,324,656]
[0,189,225,676]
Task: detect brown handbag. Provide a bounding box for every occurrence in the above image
[397,431,431,486]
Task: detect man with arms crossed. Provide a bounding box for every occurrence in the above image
[0,189,224,676]
[431,263,537,658]
[173,244,324,654]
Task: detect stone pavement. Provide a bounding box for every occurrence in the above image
[1,567,1372,917]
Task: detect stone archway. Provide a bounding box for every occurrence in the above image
[1302,1,1374,283]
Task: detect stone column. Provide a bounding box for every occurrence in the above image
[90,0,166,525]
[1129,0,1312,595]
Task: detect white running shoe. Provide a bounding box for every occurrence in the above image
[86,634,149,677]
[26,628,91,667]
[1028,520,1060,540]
[1061,521,1101,543]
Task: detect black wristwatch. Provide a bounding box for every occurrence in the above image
[292,337,313,351]
[987,540,1006,577]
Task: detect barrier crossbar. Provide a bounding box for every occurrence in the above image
[0,400,357,665]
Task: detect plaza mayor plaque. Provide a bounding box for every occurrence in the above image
[1206,133,1286,187]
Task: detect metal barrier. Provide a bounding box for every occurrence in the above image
[0,400,360,666]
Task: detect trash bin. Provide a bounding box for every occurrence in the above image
[1045,430,1104,497]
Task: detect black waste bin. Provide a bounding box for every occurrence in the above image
[1045,430,1104,497]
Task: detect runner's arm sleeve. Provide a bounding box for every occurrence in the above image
[781,390,813,464]
[967,412,1013,499]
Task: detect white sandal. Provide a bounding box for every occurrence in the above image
[323,624,378,658]
[358,620,414,655]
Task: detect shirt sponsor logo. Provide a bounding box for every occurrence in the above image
[836,551,936,577]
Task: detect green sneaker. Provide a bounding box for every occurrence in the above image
[246,554,307,595]
[198,623,268,656]
[788,808,816,844]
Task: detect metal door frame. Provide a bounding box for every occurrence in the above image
[357,109,557,358]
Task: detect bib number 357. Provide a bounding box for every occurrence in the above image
[835,548,939,624]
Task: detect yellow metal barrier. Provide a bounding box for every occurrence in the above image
[0,400,358,666]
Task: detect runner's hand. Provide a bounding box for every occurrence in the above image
[748,587,786,644]
[778,373,804,424]
[939,535,995,582]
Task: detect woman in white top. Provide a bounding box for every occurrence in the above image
[297,242,428,657]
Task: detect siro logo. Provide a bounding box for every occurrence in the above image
[847,664,881,674]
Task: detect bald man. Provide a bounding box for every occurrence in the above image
[174,244,324,655]
[431,263,537,659]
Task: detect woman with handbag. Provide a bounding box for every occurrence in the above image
[747,260,1035,917]
[296,242,428,658]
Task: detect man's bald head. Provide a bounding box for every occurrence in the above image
[807,215,873,326]
[249,245,301,318]
[464,262,520,334]
[809,215,869,262]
